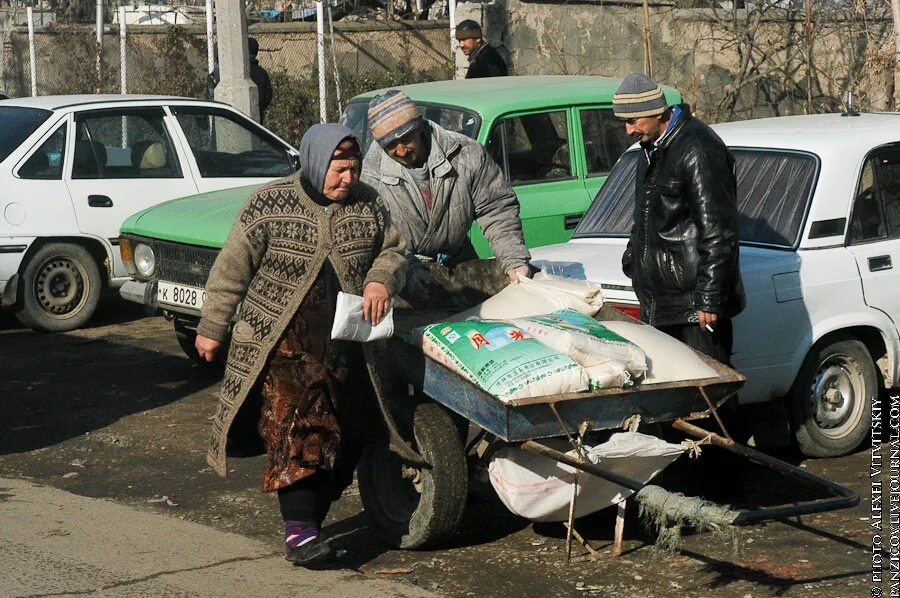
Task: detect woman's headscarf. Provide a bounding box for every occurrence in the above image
[297,123,360,197]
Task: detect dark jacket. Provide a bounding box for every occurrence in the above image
[466,43,508,79]
[205,58,274,123]
[622,104,745,326]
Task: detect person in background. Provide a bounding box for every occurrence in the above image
[455,19,508,79]
[360,89,530,306]
[194,124,406,567]
[206,37,274,124]
[615,72,745,365]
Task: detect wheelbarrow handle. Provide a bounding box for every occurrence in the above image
[671,419,860,524]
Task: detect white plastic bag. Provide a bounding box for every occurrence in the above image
[488,432,685,522]
[330,291,394,342]
[451,272,603,321]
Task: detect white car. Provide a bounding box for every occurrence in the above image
[531,112,900,458]
[0,95,298,331]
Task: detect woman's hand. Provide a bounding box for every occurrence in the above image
[363,282,391,325]
[195,334,222,362]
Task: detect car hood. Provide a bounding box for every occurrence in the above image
[120,184,262,247]
[531,238,801,301]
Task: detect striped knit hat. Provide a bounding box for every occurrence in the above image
[612,73,669,119]
[368,89,423,148]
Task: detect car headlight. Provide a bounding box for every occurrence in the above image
[134,243,156,278]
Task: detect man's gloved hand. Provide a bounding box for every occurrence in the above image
[405,265,436,300]
[506,264,531,284]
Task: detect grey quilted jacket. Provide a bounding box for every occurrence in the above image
[361,120,530,274]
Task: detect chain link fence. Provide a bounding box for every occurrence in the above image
[2,15,453,148]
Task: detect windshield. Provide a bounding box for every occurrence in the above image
[342,101,480,151]
[573,148,818,248]
[0,107,53,163]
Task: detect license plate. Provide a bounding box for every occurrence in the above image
[157,281,207,310]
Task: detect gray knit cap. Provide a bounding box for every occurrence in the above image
[613,73,669,119]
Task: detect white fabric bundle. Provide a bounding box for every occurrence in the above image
[488,433,685,522]
[330,291,394,342]
[451,271,603,321]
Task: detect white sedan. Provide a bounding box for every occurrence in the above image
[531,112,900,458]
[0,95,298,331]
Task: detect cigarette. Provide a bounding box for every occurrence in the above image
[705,324,715,333]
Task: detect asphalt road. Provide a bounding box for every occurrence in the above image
[0,298,882,597]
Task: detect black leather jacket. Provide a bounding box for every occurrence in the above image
[466,43,508,79]
[622,104,745,326]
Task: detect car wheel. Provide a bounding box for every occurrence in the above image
[15,243,101,332]
[358,402,468,550]
[789,338,875,458]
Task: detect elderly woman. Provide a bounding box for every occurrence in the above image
[194,124,406,567]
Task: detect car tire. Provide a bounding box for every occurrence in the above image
[358,402,468,550]
[15,243,102,332]
[789,338,875,458]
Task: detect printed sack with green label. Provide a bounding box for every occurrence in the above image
[422,320,589,401]
[509,309,648,389]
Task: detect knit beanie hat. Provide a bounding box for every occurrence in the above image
[455,19,482,41]
[612,73,669,119]
[368,89,423,148]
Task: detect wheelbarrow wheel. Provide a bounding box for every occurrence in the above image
[358,402,468,550]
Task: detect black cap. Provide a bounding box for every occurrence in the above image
[455,19,482,41]
[247,37,259,57]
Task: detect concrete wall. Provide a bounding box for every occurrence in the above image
[457,0,894,122]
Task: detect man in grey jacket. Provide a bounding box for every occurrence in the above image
[360,89,530,304]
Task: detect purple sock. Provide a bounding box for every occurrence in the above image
[284,520,319,548]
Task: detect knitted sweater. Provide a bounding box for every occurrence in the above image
[199,173,406,476]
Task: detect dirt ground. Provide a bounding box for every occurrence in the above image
[0,298,880,597]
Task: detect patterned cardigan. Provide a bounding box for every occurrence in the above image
[198,173,407,477]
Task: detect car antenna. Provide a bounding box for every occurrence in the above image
[841,91,860,117]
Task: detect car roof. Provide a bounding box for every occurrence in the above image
[349,76,681,120]
[712,112,900,155]
[0,94,219,111]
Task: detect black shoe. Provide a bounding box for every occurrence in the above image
[285,537,334,567]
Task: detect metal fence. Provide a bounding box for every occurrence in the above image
[1,8,454,146]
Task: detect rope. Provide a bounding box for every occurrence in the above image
[681,433,714,459]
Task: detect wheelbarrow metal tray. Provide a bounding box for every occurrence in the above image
[391,337,744,443]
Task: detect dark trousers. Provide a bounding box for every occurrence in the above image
[656,318,734,366]
[276,437,364,524]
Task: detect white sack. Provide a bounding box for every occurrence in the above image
[451,272,603,321]
[330,291,394,342]
[488,432,685,522]
[509,309,647,389]
[599,321,719,383]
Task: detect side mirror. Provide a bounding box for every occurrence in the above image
[289,152,301,172]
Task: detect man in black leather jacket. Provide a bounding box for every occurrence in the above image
[456,20,508,79]
[614,73,745,364]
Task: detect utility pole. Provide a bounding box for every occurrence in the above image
[214,0,259,122]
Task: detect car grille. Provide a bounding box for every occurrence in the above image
[155,241,219,288]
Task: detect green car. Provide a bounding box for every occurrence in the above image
[119,76,681,359]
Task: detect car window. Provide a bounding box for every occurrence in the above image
[0,107,53,164]
[579,108,633,177]
[172,107,293,178]
[341,101,479,153]
[19,123,66,180]
[72,108,182,179]
[574,148,817,248]
[486,111,572,184]
[849,146,900,244]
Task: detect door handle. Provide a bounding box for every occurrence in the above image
[564,213,583,230]
[868,255,892,272]
[88,194,113,208]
